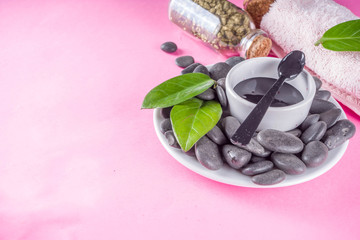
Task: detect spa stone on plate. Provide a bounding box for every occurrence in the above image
[251,156,266,163]
[160,118,172,133]
[217,78,226,89]
[197,88,215,100]
[241,160,274,176]
[181,63,201,74]
[206,125,228,145]
[286,128,302,138]
[160,41,177,53]
[301,121,327,144]
[314,90,331,100]
[225,56,245,68]
[257,129,304,154]
[195,136,223,170]
[221,116,241,139]
[216,85,228,107]
[251,169,286,185]
[309,99,336,114]
[222,144,251,169]
[184,146,196,157]
[319,108,342,128]
[231,137,271,157]
[209,62,231,80]
[193,65,210,75]
[164,130,180,149]
[271,152,306,175]
[300,114,320,131]
[220,107,232,119]
[322,119,356,150]
[175,56,195,68]
[313,76,322,91]
[301,141,328,167]
[160,107,172,118]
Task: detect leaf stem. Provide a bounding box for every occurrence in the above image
[314,38,322,46]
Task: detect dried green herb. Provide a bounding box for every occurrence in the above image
[315,19,360,51]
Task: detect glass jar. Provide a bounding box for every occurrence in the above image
[168,0,272,58]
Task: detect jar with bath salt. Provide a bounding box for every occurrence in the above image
[168,0,272,58]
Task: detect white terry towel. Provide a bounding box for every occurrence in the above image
[260,0,360,115]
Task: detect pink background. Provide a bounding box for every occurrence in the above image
[0,0,359,239]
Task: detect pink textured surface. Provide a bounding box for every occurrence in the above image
[0,0,359,239]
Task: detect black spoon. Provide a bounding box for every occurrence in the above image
[231,50,306,145]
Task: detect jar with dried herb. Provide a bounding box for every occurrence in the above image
[168,0,272,58]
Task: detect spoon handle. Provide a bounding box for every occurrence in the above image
[231,76,287,145]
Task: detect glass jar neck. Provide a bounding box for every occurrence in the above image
[237,29,268,58]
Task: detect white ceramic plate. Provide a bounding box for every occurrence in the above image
[153,97,348,188]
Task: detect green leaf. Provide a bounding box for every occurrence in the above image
[170,98,222,152]
[142,73,215,109]
[315,19,360,51]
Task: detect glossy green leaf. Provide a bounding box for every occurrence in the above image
[170,98,222,152]
[315,19,360,51]
[142,73,215,109]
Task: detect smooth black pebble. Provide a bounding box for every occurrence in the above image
[314,90,331,100]
[183,147,196,157]
[160,107,172,118]
[301,141,328,167]
[197,88,215,100]
[164,130,180,149]
[310,99,336,114]
[217,78,226,89]
[225,56,245,68]
[160,118,172,133]
[319,108,342,128]
[195,136,223,170]
[271,152,307,175]
[300,114,320,131]
[251,156,266,163]
[301,121,327,144]
[286,128,302,138]
[241,160,273,176]
[216,85,227,107]
[160,41,177,53]
[222,144,251,169]
[221,116,241,139]
[252,169,286,185]
[209,62,231,80]
[257,129,304,154]
[193,65,210,75]
[220,107,232,119]
[206,125,228,145]
[231,137,271,157]
[175,56,195,68]
[322,119,356,150]
[313,76,322,90]
[181,63,201,74]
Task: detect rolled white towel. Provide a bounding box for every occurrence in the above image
[258,0,360,115]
